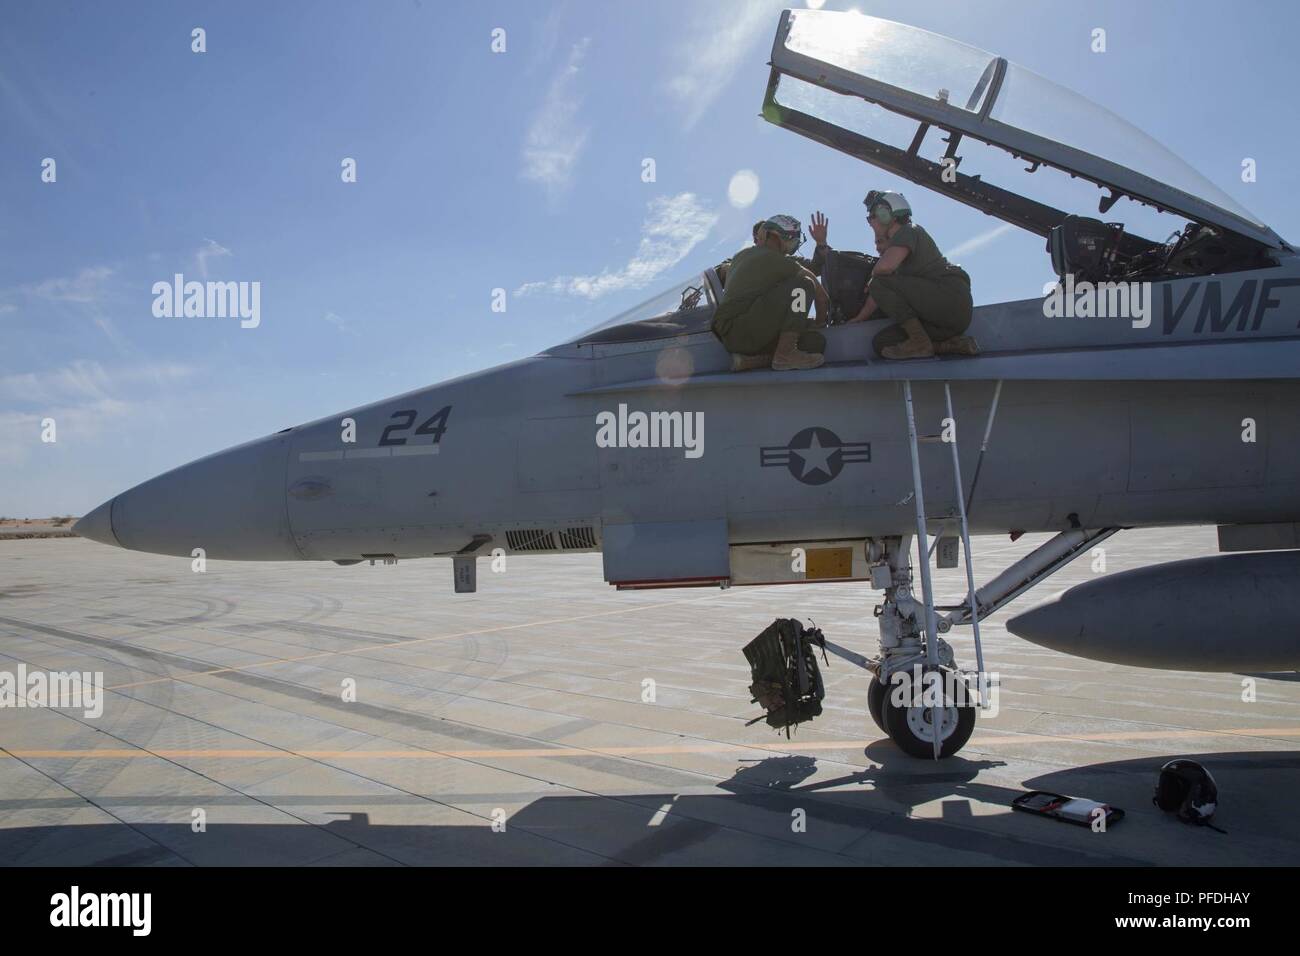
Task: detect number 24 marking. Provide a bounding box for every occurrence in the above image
[378,405,452,447]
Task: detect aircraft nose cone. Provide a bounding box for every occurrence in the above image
[73,498,121,548]
[91,433,301,560]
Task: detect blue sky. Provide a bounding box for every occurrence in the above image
[3,0,1297,516]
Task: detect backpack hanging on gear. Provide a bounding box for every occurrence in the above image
[742,618,828,736]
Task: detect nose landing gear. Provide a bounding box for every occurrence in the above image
[865,534,979,759]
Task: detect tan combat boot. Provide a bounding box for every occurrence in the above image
[771,331,825,370]
[881,318,935,359]
[731,352,772,372]
[934,335,980,356]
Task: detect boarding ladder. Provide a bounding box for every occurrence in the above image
[899,379,1000,758]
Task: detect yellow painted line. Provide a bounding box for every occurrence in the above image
[974,726,1300,744]
[0,747,754,760]
[103,595,712,692]
[4,726,1300,762]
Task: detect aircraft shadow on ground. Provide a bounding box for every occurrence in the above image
[3,749,1296,866]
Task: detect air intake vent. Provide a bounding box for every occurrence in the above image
[558,527,596,550]
[506,529,556,552]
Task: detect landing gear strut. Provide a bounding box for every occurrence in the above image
[866,534,976,759]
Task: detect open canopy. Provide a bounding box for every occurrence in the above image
[763,9,1284,249]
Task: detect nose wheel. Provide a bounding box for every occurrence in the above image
[868,675,887,731]
[878,683,976,759]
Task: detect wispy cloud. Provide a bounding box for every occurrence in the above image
[665,0,783,130]
[0,400,134,470]
[323,311,352,334]
[516,193,718,300]
[946,223,1015,259]
[195,238,232,278]
[0,360,193,469]
[520,37,591,197]
[21,265,115,303]
[0,359,193,406]
[12,266,127,349]
[526,3,568,74]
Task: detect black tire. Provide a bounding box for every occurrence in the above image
[880,681,976,759]
[868,676,887,731]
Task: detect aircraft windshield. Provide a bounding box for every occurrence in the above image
[988,65,1263,227]
[565,274,715,345]
[780,10,1266,230]
[785,12,998,113]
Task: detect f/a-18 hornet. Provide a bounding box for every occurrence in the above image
[78,10,1300,758]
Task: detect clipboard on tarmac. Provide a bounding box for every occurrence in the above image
[1012,790,1125,828]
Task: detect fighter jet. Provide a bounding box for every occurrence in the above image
[77,10,1300,758]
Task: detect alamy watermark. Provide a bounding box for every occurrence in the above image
[152,272,261,328]
[50,886,150,936]
[0,665,104,718]
[886,665,999,717]
[1042,275,1152,328]
[595,403,704,459]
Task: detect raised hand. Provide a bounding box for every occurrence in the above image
[809,210,828,247]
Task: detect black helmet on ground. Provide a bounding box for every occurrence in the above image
[1153,759,1219,826]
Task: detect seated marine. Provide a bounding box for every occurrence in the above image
[711,215,829,372]
[842,191,979,359]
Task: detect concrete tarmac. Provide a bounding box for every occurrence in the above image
[1,526,1297,866]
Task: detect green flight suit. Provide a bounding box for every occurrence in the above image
[867,223,973,356]
[712,245,822,357]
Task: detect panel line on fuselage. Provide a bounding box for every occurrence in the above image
[298,446,441,462]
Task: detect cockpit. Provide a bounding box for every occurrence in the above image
[566,271,720,346]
